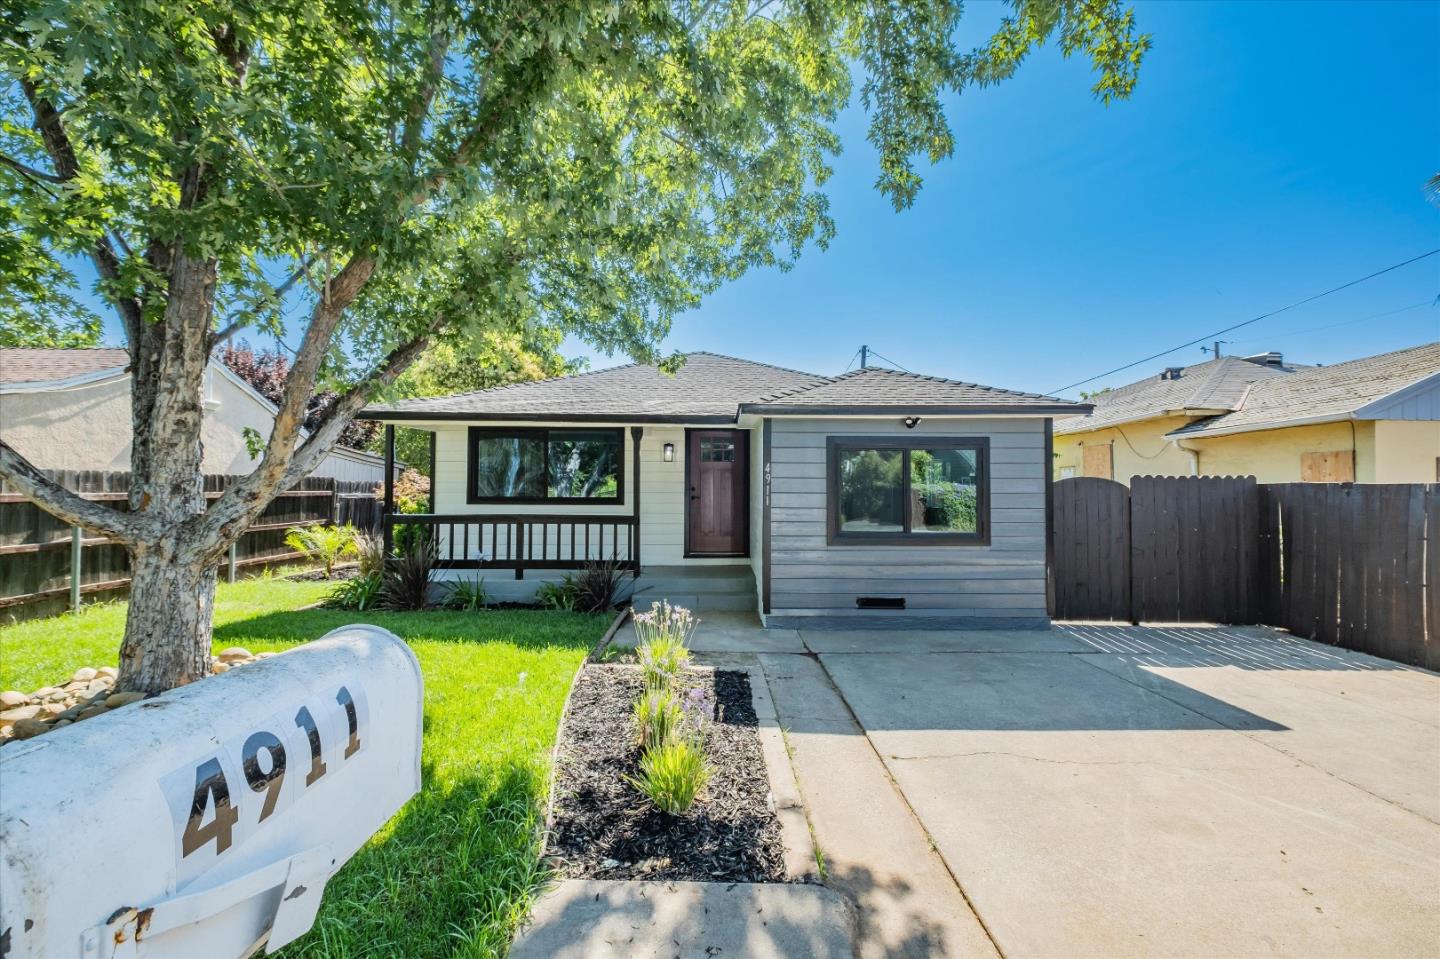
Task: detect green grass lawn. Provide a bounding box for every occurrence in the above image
[0,576,608,958]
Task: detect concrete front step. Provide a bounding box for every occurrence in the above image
[633,566,757,610]
[630,591,756,612]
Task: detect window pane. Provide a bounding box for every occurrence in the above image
[548,430,620,499]
[473,435,545,498]
[910,448,979,534]
[838,449,904,532]
[700,439,735,462]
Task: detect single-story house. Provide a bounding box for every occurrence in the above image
[0,347,393,483]
[1054,342,1440,484]
[360,352,1088,627]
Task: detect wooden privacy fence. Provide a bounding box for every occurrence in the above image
[0,471,383,620]
[1051,476,1438,670]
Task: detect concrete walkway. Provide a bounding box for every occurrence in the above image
[511,880,853,958]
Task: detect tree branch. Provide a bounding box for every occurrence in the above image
[197,318,444,558]
[208,256,315,349]
[20,78,145,348]
[0,443,147,545]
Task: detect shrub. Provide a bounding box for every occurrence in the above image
[632,689,685,751]
[284,523,358,578]
[626,736,710,815]
[374,468,431,514]
[575,559,631,614]
[633,600,698,648]
[445,576,488,611]
[535,575,578,611]
[330,572,382,611]
[380,536,436,610]
[352,531,386,578]
[637,634,690,695]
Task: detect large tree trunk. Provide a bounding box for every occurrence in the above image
[118,547,218,694]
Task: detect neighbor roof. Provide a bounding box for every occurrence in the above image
[360,352,1086,422]
[0,348,130,387]
[1053,354,1298,436]
[737,366,1082,415]
[1166,341,1440,439]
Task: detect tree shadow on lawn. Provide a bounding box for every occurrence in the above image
[212,606,605,651]
[280,757,554,959]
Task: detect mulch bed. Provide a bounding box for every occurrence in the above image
[547,663,787,883]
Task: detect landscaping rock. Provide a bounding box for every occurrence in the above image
[76,706,108,722]
[71,667,97,683]
[1,705,42,723]
[218,647,253,663]
[213,662,230,674]
[97,667,118,679]
[0,691,28,708]
[105,692,145,709]
[9,718,51,740]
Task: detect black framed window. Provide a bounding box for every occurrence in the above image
[828,436,989,544]
[467,427,623,503]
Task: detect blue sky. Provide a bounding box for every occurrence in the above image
[567,0,1440,398]
[82,1,1438,400]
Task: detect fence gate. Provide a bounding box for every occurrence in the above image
[1051,477,1130,620]
[1052,475,1261,624]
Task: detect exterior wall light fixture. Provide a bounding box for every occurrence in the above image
[902,416,922,429]
[663,442,675,462]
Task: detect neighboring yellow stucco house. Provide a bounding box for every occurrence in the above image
[1054,342,1440,485]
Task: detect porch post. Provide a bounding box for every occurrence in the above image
[382,424,396,556]
[630,426,643,576]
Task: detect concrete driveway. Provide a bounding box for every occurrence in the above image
[801,623,1440,957]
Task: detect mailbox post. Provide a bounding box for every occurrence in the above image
[0,625,423,958]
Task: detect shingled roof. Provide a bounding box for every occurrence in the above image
[0,348,130,386]
[738,366,1082,414]
[1053,354,1298,436]
[361,351,1085,422]
[1167,341,1440,438]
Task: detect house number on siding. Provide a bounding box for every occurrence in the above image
[164,683,369,882]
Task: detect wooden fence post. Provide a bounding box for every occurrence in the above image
[70,526,82,612]
[228,541,238,584]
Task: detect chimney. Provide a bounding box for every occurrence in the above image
[1160,366,1184,381]
[1241,351,1284,368]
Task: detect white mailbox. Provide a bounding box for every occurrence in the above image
[0,625,422,958]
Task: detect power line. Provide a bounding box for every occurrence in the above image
[1051,248,1440,394]
[842,346,862,372]
[1228,300,1431,346]
[865,349,911,373]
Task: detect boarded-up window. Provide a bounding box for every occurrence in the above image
[1300,450,1354,483]
[1083,443,1113,480]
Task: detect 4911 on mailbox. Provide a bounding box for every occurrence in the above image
[0,625,423,959]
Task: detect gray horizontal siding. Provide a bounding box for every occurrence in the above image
[767,416,1049,623]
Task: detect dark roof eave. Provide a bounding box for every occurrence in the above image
[737,403,1091,416]
[357,409,739,424]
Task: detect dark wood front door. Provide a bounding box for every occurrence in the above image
[686,429,748,556]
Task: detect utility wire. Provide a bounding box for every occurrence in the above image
[1227,300,1431,346]
[865,349,911,373]
[1051,248,1440,394]
[842,346,862,373]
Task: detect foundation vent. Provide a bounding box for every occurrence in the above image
[856,596,906,610]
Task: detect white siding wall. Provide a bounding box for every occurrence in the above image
[766,416,1049,627]
[428,421,750,568]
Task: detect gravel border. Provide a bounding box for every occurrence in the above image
[545,663,787,883]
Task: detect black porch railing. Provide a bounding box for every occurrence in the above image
[385,513,638,578]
